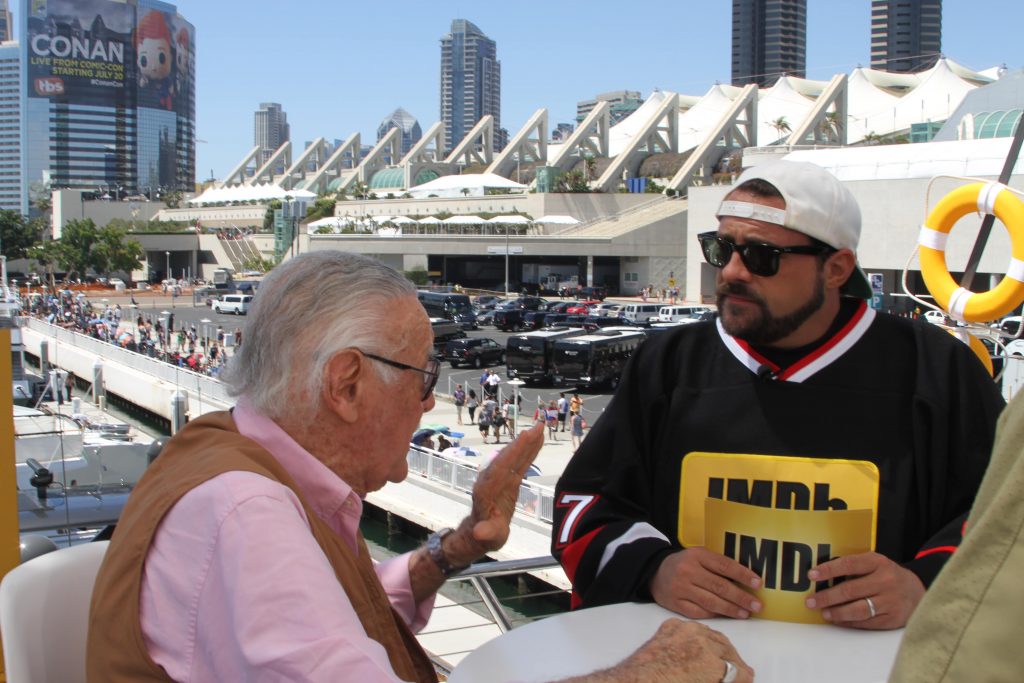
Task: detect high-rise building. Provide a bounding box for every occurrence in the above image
[731,0,807,87]
[440,19,501,153]
[870,0,942,73]
[0,40,20,211]
[576,90,643,125]
[21,0,196,212]
[377,107,422,156]
[254,102,290,167]
[0,0,12,42]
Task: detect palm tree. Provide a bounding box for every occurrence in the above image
[769,117,791,144]
[862,131,883,146]
[820,111,843,143]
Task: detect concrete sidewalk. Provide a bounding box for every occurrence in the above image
[424,394,584,480]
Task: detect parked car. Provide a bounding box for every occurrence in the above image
[476,309,498,326]
[430,318,466,357]
[546,301,574,314]
[473,295,502,307]
[494,308,528,332]
[575,286,607,301]
[566,300,601,315]
[445,337,505,368]
[212,294,253,315]
[993,315,1022,338]
[516,296,549,311]
[542,313,569,327]
[657,305,713,322]
[522,311,549,330]
[590,302,622,317]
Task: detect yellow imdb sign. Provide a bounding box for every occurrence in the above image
[705,498,873,624]
[678,451,880,548]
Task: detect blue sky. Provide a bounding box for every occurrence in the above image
[38,0,1024,182]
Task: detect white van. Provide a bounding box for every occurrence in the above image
[212,294,253,315]
[657,305,712,322]
[620,303,662,323]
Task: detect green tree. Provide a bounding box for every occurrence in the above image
[57,219,98,280]
[403,266,429,286]
[27,240,62,290]
[49,219,143,280]
[820,111,843,143]
[769,116,791,143]
[92,223,144,275]
[0,210,41,259]
[162,190,183,209]
[305,195,337,221]
[263,199,282,231]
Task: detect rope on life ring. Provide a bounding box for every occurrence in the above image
[945,327,995,377]
[918,181,1024,323]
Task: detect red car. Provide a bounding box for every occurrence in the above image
[565,300,601,315]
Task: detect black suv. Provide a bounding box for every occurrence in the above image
[494,308,527,332]
[445,337,505,368]
[576,286,607,301]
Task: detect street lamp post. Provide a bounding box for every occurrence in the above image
[504,221,510,298]
[508,379,525,437]
[200,317,211,364]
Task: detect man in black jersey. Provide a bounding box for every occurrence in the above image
[552,161,1004,631]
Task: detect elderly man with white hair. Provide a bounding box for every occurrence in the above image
[87,251,751,683]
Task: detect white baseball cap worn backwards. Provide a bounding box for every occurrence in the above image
[716,160,872,299]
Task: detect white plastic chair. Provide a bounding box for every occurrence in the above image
[0,541,109,683]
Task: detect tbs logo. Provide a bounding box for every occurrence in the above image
[34,77,65,96]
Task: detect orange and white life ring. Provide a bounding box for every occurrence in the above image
[919,182,1024,323]
[945,328,994,377]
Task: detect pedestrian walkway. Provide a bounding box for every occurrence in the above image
[424,394,583,482]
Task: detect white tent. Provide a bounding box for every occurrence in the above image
[442,215,485,225]
[535,215,579,225]
[407,173,527,198]
[417,216,442,224]
[189,184,316,205]
[487,215,531,224]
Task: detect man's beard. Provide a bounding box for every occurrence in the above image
[716,272,825,345]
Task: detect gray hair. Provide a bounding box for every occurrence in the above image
[221,251,416,418]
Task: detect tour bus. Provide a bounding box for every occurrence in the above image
[417,290,477,329]
[551,328,647,389]
[506,327,588,384]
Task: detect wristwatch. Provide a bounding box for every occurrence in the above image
[426,527,469,577]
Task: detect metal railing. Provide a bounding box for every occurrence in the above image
[23,318,233,405]
[406,445,556,524]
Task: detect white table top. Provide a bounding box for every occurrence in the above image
[449,602,903,683]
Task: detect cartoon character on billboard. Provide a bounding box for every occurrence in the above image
[174,26,190,106]
[135,10,173,110]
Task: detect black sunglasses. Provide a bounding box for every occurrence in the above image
[360,351,440,401]
[697,231,834,277]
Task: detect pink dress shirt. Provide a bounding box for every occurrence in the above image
[140,400,435,682]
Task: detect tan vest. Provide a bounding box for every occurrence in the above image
[889,392,1024,682]
[87,411,437,683]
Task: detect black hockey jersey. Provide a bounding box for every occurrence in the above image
[552,303,1004,609]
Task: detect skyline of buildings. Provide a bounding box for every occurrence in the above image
[2,4,1001,211]
[0,39,19,211]
[253,101,289,170]
[439,19,503,153]
[870,0,942,73]
[19,0,196,214]
[731,0,808,87]
[376,107,422,156]
[576,90,643,125]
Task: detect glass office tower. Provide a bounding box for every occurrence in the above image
[21,0,195,213]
